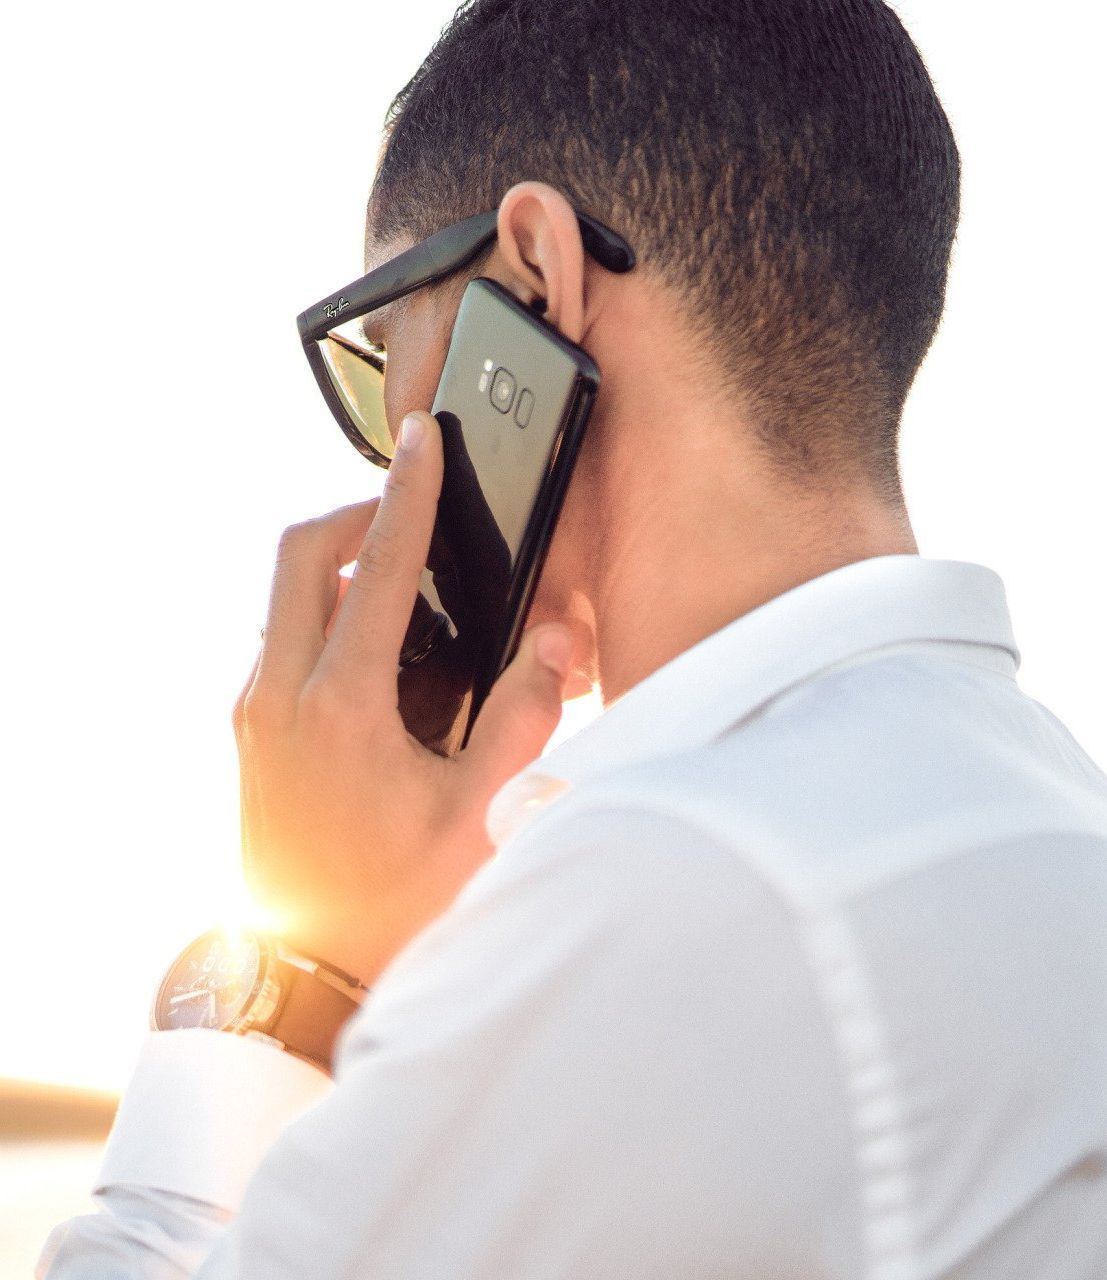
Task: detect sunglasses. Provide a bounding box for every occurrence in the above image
[296,206,636,468]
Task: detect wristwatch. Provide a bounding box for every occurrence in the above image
[151,927,369,1076]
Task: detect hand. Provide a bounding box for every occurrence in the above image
[232,411,575,986]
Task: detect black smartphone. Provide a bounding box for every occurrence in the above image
[396,276,599,755]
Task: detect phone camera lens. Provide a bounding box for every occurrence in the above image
[490,368,516,414]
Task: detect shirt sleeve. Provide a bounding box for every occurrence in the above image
[36,1186,230,1280]
[38,802,862,1279]
[36,1026,334,1278]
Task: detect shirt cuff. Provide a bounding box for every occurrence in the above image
[95,1029,333,1213]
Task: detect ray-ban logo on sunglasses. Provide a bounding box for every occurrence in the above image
[324,297,351,320]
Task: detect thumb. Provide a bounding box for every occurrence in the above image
[461,624,573,796]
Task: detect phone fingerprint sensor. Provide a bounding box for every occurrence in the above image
[515,388,534,428]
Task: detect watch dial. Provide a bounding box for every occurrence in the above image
[154,930,262,1030]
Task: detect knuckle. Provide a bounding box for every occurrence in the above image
[491,670,560,735]
[297,678,347,735]
[237,688,277,734]
[298,676,376,741]
[383,460,414,500]
[354,527,401,582]
[504,696,546,737]
[276,518,320,559]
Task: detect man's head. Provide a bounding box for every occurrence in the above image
[367,0,959,505]
[360,0,950,699]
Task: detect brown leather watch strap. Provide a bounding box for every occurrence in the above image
[268,960,364,1075]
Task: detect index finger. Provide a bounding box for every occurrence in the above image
[314,411,445,696]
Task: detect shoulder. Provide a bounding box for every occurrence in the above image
[346,799,821,1069]
[536,651,1107,906]
[431,799,798,988]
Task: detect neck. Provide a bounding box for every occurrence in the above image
[585,434,919,708]
[543,270,921,708]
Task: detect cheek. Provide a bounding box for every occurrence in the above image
[385,362,435,426]
[384,322,451,425]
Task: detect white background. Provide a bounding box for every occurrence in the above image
[0,1,1102,1091]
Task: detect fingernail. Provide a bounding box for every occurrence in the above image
[535,627,572,679]
[399,414,424,451]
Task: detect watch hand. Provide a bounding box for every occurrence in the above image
[170,989,212,1004]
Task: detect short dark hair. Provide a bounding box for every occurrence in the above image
[369,0,961,501]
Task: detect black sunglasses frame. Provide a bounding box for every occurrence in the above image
[296,206,636,467]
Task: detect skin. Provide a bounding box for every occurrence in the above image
[365,181,919,704]
[233,180,919,986]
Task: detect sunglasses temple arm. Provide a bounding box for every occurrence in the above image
[297,208,632,339]
[297,215,500,340]
[298,243,439,338]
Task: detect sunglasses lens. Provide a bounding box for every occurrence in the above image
[317,324,393,463]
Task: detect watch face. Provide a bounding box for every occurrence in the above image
[153,929,264,1031]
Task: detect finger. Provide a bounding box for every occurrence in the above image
[254,499,381,710]
[231,643,264,741]
[460,624,573,803]
[317,411,444,695]
[324,574,352,641]
[322,572,440,649]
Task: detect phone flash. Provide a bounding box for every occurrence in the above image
[478,372,490,392]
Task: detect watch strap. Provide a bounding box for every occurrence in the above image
[265,956,364,1075]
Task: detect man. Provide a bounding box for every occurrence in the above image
[40,0,1107,1276]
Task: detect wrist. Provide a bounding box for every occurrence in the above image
[280,881,465,990]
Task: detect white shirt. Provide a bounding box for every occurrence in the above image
[38,554,1107,1279]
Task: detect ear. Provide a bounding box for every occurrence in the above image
[494,182,586,343]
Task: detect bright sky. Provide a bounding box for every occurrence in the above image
[1,1,1103,1091]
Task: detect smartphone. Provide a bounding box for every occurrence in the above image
[396,276,599,755]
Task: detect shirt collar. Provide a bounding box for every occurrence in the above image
[486,554,1021,846]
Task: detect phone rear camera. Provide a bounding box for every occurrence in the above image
[490,368,516,414]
